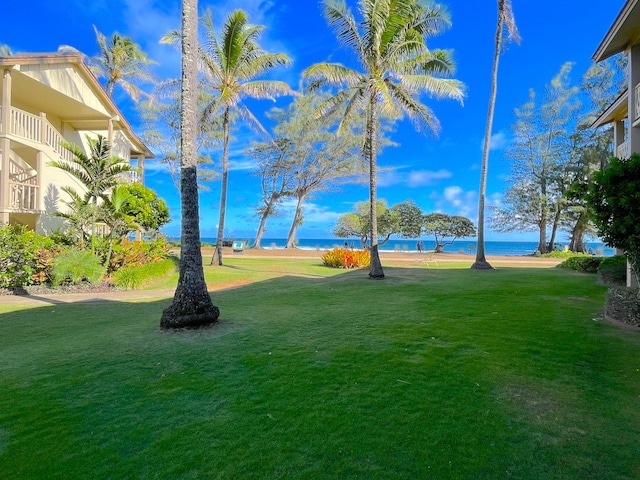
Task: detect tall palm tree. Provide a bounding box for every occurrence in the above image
[0,44,12,56]
[303,0,464,279]
[471,0,520,270]
[161,0,219,329]
[61,26,157,102]
[199,9,294,265]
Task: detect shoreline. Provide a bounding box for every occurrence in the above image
[202,246,565,267]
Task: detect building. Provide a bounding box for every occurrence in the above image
[0,52,153,233]
[592,0,640,287]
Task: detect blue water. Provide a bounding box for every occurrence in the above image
[200,238,615,257]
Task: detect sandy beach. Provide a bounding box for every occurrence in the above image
[202,246,565,268]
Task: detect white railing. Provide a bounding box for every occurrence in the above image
[44,121,75,163]
[10,182,38,210]
[636,83,640,121]
[616,141,630,159]
[10,107,41,143]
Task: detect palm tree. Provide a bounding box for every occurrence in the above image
[303,0,464,279]
[160,0,219,329]
[62,26,157,101]
[198,9,294,265]
[52,135,136,252]
[0,44,12,56]
[471,0,520,270]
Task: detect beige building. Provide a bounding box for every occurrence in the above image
[0,52,153,233]
[592,0,640,286]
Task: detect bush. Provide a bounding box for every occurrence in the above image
[605,287,640,326]
[112,257,178,289]
[557,256,603,273]
[0,225,35,287]
[52,250,105,286]
[321,248,370,269]
[105,237,171,273]
[541,250,589,259]
[598,255,627,286]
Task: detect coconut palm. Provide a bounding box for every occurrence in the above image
[471,0,520,270]
[303,0,464,279]
[61,25,157,101]
[160,0,219,329]
[200,9,294,265]
[0,44,12,56]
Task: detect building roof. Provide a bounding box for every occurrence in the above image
[591,89,628,128]
[0,52,153,158]
[593,0,640,62]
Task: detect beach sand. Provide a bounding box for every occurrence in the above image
[202,246,564,268]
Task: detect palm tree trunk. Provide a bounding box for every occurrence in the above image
[285,194,304,248]
[368,95,384,279]
[213,108,230,266]
[161,0,219,329]
[472,2,505,271]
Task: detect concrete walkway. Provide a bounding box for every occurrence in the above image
[0,288,177,307]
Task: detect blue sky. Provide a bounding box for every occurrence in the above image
[2,0,624,242]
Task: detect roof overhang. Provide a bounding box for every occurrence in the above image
[0,53,153,158]
[591,89,628,128]
[593,0,640,62]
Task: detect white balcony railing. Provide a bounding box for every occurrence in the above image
[10,183,38,210]
[616,141,630,159]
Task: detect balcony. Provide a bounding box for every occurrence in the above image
[2,106,74,163]
[616,141,630,159]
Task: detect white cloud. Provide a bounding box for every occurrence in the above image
[480,131,509,152]
[407,169,453,187]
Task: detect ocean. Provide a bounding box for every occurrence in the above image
[200,238,615,257]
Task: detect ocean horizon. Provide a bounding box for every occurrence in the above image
[198,238,615,257]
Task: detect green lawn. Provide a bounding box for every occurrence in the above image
[1,261,639,479]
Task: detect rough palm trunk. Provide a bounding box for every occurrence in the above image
[472,2,506,271]
[368,95,384,279]
[161,0,219,329]
[213,108,230,266]
[538,182,548,253]
[285,194,305,248]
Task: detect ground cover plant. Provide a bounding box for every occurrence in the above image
[1,261,640,479]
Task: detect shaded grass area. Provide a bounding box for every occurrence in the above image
[1,265,640,479]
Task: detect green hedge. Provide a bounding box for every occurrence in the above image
[598,255,627,285]
[557,256,603,273]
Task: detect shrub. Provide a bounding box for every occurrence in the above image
[112,257,178,289]
[0,224,43,287]
[321,248,370,268]
[106,237,171,273]
[557,256,603,273]
[541,250,589,259]
[598,255,627,286]
[605,287,640,326]
[52,250,105,286]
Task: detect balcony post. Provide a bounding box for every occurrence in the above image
[0,68,11,223]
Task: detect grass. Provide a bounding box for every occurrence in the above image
[1,260,640,479]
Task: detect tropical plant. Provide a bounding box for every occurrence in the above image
[51,135,136,253]
[303,0,464,279]
[160,0,220,329]
[321,247,370,269]
[163,9,294,265]
[51,249,104,286]
[0,44,12,56]
[69,25,157,101]
[117,182,170,232]
[472,0,520,270]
